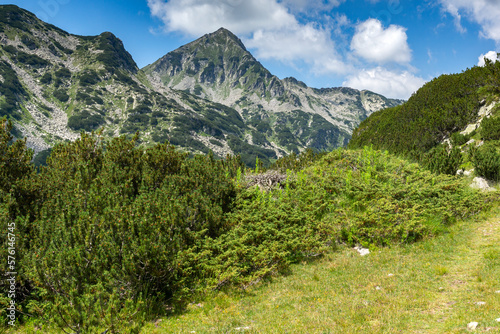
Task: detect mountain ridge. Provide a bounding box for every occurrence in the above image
[0,5,402,166]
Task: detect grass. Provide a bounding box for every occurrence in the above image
[138,203,500,334]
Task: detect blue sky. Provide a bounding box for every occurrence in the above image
[5,0,500,99]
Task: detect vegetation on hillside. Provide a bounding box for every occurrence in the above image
[349,58,500,181]
[0,118,494,333]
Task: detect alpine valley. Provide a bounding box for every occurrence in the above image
[0,5,402,166]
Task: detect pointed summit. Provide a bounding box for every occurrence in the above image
[143,27,274,94]
[201,27,248,52]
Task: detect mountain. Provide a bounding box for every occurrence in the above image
[0,5,402,166]
[144,28,403,152]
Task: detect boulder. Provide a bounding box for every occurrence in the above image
[470,177,496,192]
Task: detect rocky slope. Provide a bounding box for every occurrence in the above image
[1,5,402,166]
[143,28,403,151]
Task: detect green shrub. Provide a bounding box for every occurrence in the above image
[450,132,469,146]
[32,148,52,167]
[79,70,100,86]
[21,35,37,50]
[349,65,491,155]
[422,144,463,175]
[209,138,223,147]
[28,135,235,331]
[16,51,50,68]
[481,116,500,141]
[54,67,71,79]
[127,113,149,124]
[0,60,26,119]
[471,143,500,181]
[40,72,52,84]
[53,89,69,102]
[0,118,37,325]
[67,110,104,131]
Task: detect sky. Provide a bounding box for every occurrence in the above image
[4,0,500,99]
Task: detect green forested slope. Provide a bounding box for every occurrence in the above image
[349,60,500,156]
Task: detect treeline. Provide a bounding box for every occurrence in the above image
[0,118,494,333]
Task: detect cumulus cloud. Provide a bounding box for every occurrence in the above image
[439,0,500,42]
[280,0,344,13]
[478,50,500,66]
[245,24,348,74]
[351,19,412,64]
[343,67,426,99]
[147,0,347,74]
[147,0,296,36]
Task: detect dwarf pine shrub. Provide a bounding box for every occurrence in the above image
[471,143,500,181]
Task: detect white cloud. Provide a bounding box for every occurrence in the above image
[343,67,426,99]
[439,0,500,42]
[245,24,348,74]
[441,2,466,33]
[478,50,500,66]
[147,0,296,36]
[351,19,412,64]
[280,0,344,13]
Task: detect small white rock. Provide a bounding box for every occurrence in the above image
[388,273,394,277]
[235,327,251,331]
[495,290,500,294]
[467,321,479,330]
[470,177,496,192]
[496,318,500,322]
[463,169,474,176]
[375,286,381,290]
[476,301,486,306]
[465,138,476,145]
[354,246,370,256]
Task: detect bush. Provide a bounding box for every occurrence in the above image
[422,144,463,175]
[40,72,52,84]
[79,70,100,86]
[68,110,104,131]
[32,148,52,167]
[471,143,500,181]
[16,51,50,68]
[0,60,26,119]
[481,116,500,141]
[28,135,235,331]
[54,67,71,79]
[450,132,470,146]
[0,118,37,325]
[53,89,69,102]
[349,65,490,155]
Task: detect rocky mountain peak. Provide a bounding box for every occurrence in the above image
[94,31,138,73]
[143,27,275,98]
[199,27,248,52]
